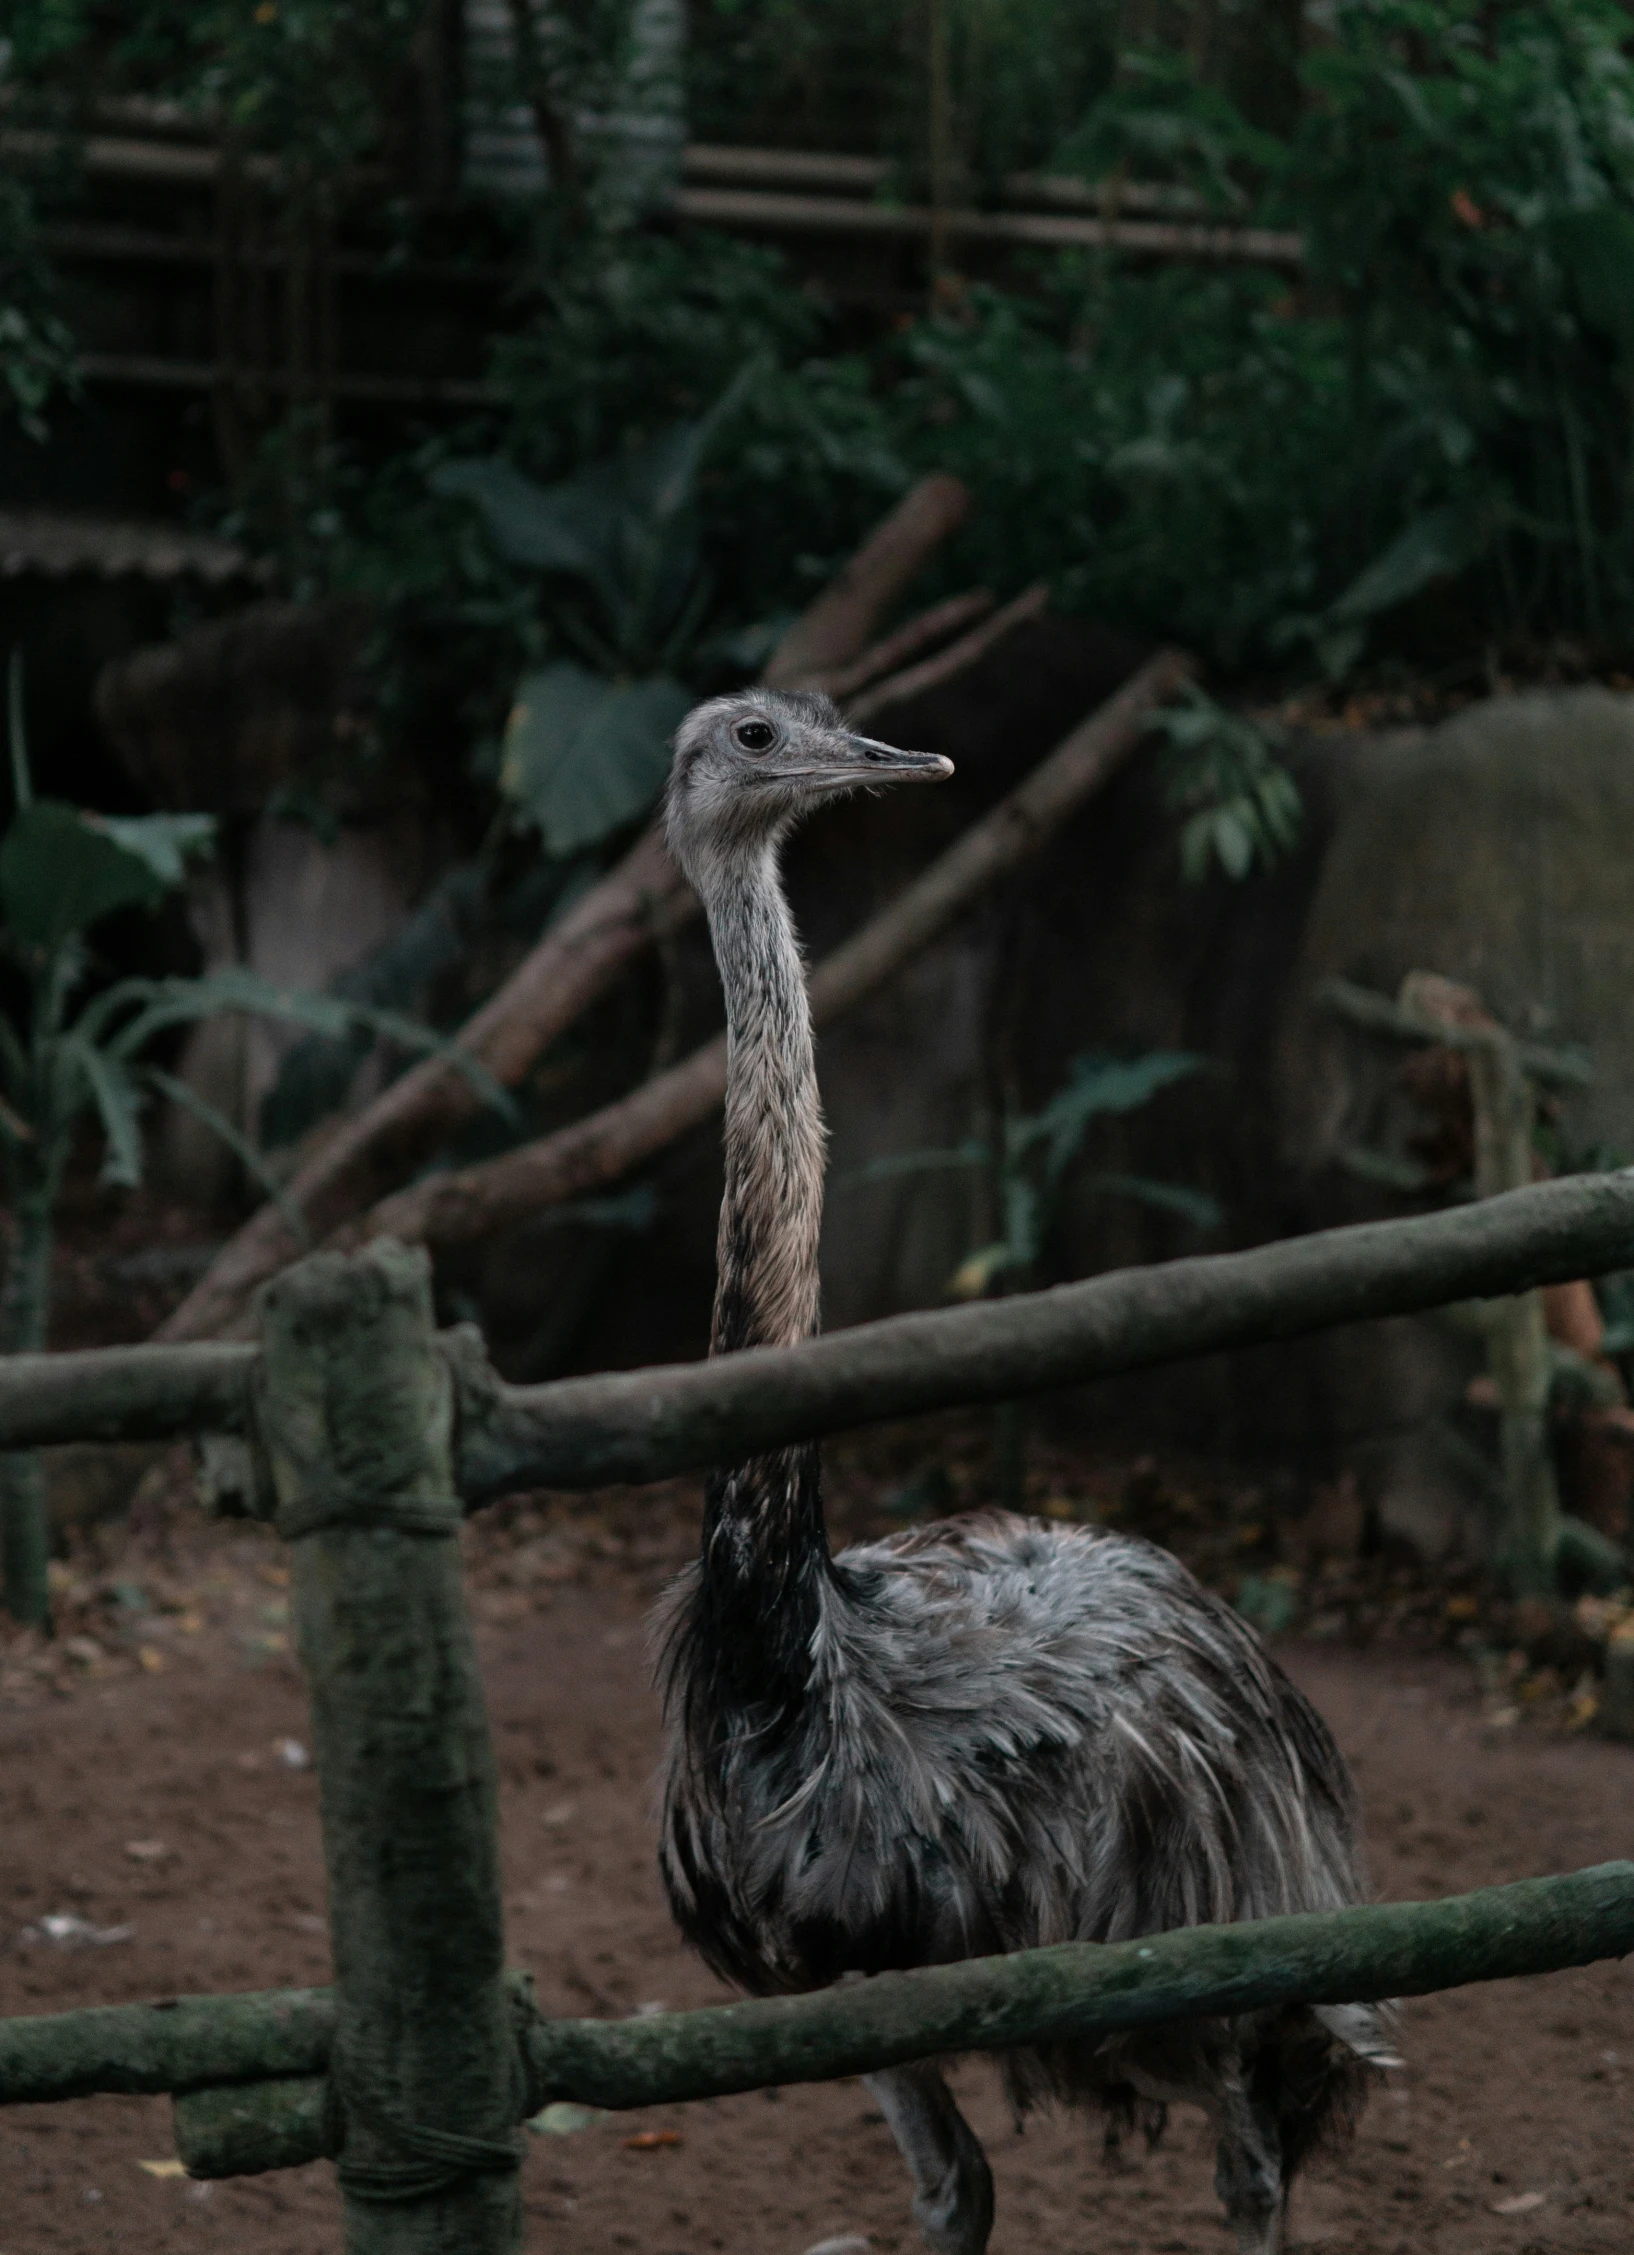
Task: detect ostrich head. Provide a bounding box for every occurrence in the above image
[665,689,953,891]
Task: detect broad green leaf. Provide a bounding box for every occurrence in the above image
[837,1142,990,1187]
[430,457,605,576]
[501,664,692,858]
[96,812,215,889]
[1086,1170,1223,1230]
[1017,1049,1206,1184]
[1211,807,1254,880]
[1328,504,1477,626]
[101,968,513,1120]
[140,1066,310,1247]
[0,801,168,952]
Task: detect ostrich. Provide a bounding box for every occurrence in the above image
[656,689,1392,2255]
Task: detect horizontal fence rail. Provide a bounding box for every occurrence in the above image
[5,1227,1634,2245]
[0,1865,1626,2179]
[466,1171,1634,1496]
[3,1173,1633,1500]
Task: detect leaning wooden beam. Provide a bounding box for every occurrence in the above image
[3,1173,1634,1465]
[155,474,973,1348]
[454,1168,1634,1497]
[155,1862,1634,2173]
[846,582,1050,725]
[355,648,1192,1257]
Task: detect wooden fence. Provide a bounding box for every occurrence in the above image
[3,1170,1634,2250]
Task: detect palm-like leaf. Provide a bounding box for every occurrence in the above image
[60,1034,145,1188]
[140,1067,309,1244]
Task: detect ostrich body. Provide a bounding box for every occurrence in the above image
[657,690,1390,2255]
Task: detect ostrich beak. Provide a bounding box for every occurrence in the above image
[837,735,955,784]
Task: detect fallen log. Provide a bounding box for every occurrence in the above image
[155,474,973,1346]
[354,648,1190,1256]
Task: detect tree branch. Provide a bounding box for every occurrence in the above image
[846,582,1050,725]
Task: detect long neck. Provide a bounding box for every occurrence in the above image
[709,840,824,1357]
[692,838,833,1684]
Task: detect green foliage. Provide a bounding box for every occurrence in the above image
[1149,685,1301,882]
[848,1048,1218,1303]
[3,0,424,183]
[687,0,1117,187]
[892,0,1634,672]
[889,267,1352,663]
[0,176,76,438]
[431,368,768,855]
[489,230,906,618]
[1281,0,1634,660]
[500,667,692,858]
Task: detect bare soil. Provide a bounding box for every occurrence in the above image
[1,1448,1632,2255]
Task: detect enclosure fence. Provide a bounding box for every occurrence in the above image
[4,1171,1634,2251]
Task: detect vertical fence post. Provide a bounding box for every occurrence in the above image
[255,1241,522,2254]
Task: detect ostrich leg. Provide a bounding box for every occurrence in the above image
[864,2064,995,2255]
[1212,2068,1284,2255]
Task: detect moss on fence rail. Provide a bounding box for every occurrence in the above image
[4,1866,1627,2176]
[2,1175,1634,1501]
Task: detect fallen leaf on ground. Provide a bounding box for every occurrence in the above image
[527,2102,605,2136]
[137,1647,167,1673]
[624,2130,681,2150]
[30,1912,133,1947]
[1490,2191,1546,2215]
[137,2159,189,2179]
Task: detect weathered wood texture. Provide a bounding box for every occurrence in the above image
[453,1169,1634,1499]
[259,1243,521,2253]
[145,1862,1634,2173]
[3,1177,1634,1502]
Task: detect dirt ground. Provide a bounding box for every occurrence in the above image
[1,1447,1632,2255]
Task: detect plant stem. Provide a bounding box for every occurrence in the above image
[1,1175,53,1627]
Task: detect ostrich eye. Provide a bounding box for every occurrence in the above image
[732,719,777,754]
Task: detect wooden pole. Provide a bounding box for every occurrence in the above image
[1466,1029,1562,1594]
[256,1242,521,2252]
